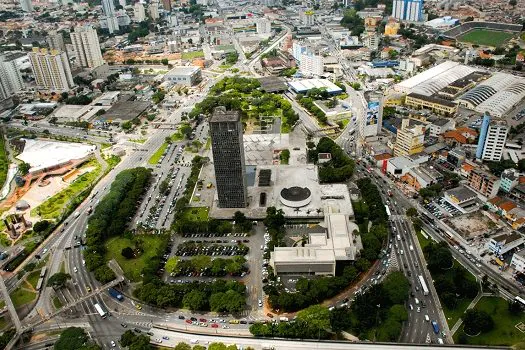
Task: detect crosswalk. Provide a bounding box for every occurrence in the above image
[386,249,400,273]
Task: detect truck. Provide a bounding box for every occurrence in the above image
[431,321,439,334]
[279,317,289,322]
[108,288,124,301]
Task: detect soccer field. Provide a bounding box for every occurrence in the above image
[457,29,515,47]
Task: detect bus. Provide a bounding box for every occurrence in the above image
[385,205,391,217]
[40,266,47,278]
[418,275,429,296]
[36,278,44,291]
[515,296,525,307]
[94,303,107,318]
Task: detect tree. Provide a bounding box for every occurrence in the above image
[382,271,410,305]
[296,304,330,331]
[330,307,351,332]
[47,272,71,288]
[121,121,133,130]
[174,343,192,350]
[463,309,494,335]
[33,220,51,233]
[183,290,207,311]
[510,0,517,6]
[193,346,206,350]
[208,343,227,350]
[121,247,135,259]
[54,327,100,350]
[406,207,417,217]
[180,124,192,138]
[19,162,30,176]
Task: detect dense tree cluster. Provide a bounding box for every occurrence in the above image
[0,329,16,349]
[134,279,246,312]
[54,327,100,350]
[120,330,152,350]
[128,21,150,43]
[84,168,152,283]
[340,9,365,36]
[167,255,247,277]
[47,272,71,289]
[64,95,93,105]
[225,52,239,65]
[462,309,494,335]
[423,242,479,309]
[308,137,355,183]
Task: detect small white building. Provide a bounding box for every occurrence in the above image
[510,250,525,273]
[164,66,202,86]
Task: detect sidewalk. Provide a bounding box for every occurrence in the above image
[449,292,492,336]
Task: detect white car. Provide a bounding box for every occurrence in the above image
[258,299,263,307]
[110,341,116,347]
[73,267,78,273]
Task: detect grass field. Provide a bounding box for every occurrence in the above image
[457,29,515,47]
[181,51,204,60]
[453,296,525,346]
[26,270,40,290]
[181,207,209,221]
[0,300,5,308]
[0,316,7,330]
[52,296,63,310]
[10,287,36,308]
[148,142,169,165]
[105,235,166,282]
[31,159,102,220]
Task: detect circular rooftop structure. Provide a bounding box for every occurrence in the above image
[279,186,312,208]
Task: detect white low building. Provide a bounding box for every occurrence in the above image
[164,66,202,86]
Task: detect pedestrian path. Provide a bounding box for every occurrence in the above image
[449,292,491,335]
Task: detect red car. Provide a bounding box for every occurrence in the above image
[199,318,207,323]
[211,323,219,328]
[185,319,192,324]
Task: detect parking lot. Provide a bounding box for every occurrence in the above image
[424,197,462,220]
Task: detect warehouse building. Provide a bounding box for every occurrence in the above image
[164,66,202,86]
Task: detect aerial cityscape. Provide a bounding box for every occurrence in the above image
[0,0,524,349]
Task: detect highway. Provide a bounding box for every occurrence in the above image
[354,164,449,344]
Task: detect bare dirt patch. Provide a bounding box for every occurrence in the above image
[446,211,499,238]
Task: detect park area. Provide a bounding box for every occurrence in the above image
[454,296,525,347]
[105,235,167,282]
[457,29,515,47]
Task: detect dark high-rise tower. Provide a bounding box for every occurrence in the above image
[210,107,247,208]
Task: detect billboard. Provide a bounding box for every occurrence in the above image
[366,101,380,126]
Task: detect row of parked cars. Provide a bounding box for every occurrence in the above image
[175,243,249,256]
[182,232,250,238]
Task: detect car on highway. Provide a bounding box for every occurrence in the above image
[162,336,169,340]
[86,286,91,292]
[185,319,192,324]
[110,341,116,347]
[121,323,127,328]
[135,304,142,310]
[73,267,78,273]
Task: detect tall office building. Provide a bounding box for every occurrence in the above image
[20,0,32,12]
[28,48,74,92]
[299,9,314,25]
[392,0,423,22]
[47,31,65,51]
[102,0,120,33]
[0,55,24,100]
[162,0,171,12]
[256,19,271,34]
[70,26,105,68]
[299,53,323,77]
[210,107,247,208]
[134,2,146,22]
[393,118,425,156]
[149,0,159,20]
[476,113,508,161]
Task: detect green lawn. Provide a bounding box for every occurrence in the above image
[31,159,102,220]
[52,296,63,310]
[181,51,204,60]
[181,207,209,221]
[26,270,40,290]
[59,261,65,273]
[105,235,166,282]
[458,29,514,47]
[454,296,525,346]
[148,142,169,165]
[205,137,211,150]
[0,300,5,308]
[10,287,36,308]
[0,316,7,331]
[415,229,431,251]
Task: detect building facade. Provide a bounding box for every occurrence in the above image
[501,168,520,193]
[101,0,119,33]
[164,66,202,86]
[20,0,32,12]
[28,48,73,92]
[256,19,271,34]
[393,119,425,156]
[210,108,247,208]
[299,52,323,77]
[467,168,500,198]
[0,54,24,100]
[134,2,146,22]
[510,250,525,273]
[300,9,314,26]
[392,0,424,22]
[162,0,171,12]
[47,31,65,51]
[149,0,160,20]
[481,121,508,161]
[70,26,105,69]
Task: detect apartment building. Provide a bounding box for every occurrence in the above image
[70,26,104,69]
[467,168,500,198]
[393,119,425,156]
[28,48,74,92]
[134,2,146,22]
[0,54,24,100]
[47,31,65,51]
